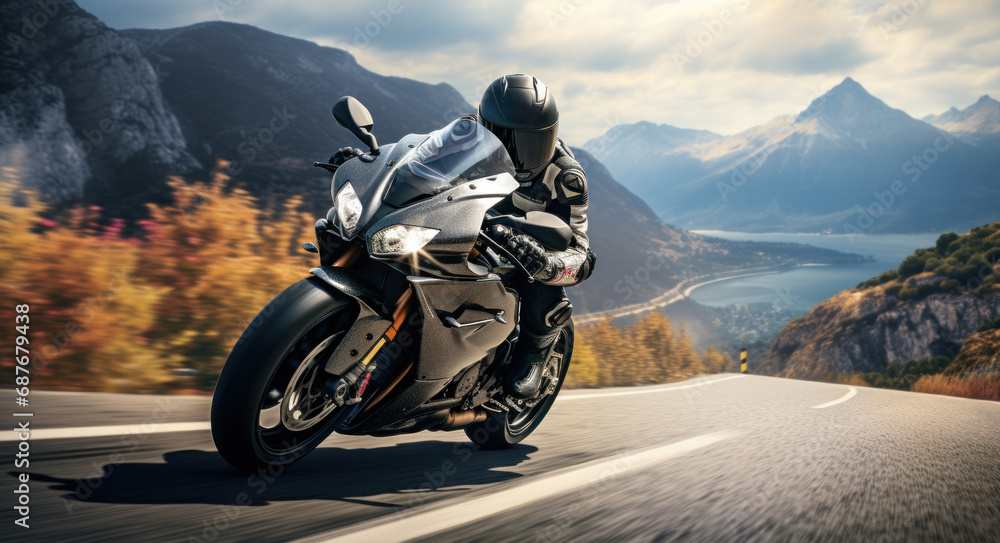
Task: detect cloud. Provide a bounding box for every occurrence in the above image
[75,0,1000,143]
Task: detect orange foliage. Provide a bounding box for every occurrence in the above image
[912,374,1000,402]
[0,165,315,392]
[569,311,717,388]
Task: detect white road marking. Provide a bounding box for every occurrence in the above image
[559,374,746,401]
[0,422,211,442]
[811,386,857,409]
[292,430,743,543]
[10,376,745,441]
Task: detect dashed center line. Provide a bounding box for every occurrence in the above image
[811,386,857,409]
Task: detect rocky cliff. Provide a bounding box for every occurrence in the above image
[764,224,1000,378]
[764,288,1000,378]
[0,0,198,206]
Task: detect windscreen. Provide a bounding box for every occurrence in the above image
[384,118,516,206]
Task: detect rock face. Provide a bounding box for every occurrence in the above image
[765,288,1000,378]
[121,21,473,207]
[0,0,198,206]
[948,328,1000,377]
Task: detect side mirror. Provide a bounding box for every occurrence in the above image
[332,96,379,155]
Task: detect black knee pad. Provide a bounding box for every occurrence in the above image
[543,297,573,328]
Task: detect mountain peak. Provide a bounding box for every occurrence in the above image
[795,77,895,125]
[924,94,1000,134]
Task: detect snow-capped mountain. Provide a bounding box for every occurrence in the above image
[924,95,1000,135]
[585,78,1000,233]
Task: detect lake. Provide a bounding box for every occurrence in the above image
[687,231,943,311]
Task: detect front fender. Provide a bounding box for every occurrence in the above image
[310,266,394,375]
[310,266,390,317]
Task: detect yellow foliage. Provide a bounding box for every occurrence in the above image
[0,165,314,392]
[570,311,718,388]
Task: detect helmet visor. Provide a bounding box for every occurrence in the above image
[485,122,558,174]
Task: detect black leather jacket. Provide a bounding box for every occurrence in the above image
[491,139,596,286]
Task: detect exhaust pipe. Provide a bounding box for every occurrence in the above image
[431,407,489,430]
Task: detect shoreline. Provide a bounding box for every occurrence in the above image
[575,266,788,325]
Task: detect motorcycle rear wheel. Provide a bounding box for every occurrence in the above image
[211,277,356,473]
[464,321,574,450]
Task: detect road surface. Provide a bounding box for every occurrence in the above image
[3,375,999,542]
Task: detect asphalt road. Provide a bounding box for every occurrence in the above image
[3,375,999,543]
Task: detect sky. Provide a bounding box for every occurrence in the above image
[77,0,1000,144]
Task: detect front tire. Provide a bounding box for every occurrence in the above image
[211,277,356,473]
[465,321,574,449]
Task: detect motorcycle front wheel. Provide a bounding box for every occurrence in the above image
[464,321,574,450]
[211,277,356,473]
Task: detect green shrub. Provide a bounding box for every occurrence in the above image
[936,232,960,255]
[898,254,926,278]
[977,318,1000,333]
[858,269,898,289]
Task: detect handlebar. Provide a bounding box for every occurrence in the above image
[313,161,339,173]
[477,228,535,283]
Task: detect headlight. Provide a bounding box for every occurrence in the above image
[370,225,439,255]
[335,182,363,237]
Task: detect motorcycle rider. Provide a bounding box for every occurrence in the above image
[331,74,595,400]
[478,74,596,399]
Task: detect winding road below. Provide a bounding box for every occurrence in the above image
[3,375,999,542]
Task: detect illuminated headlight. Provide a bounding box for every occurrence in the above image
[335,182,363,237]
[370,225,439,255]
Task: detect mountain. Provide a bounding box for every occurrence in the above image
[567,148,866,312]
[121,22,473,209]
[582,121,720,197]
[924,95,1000,135]
[585,77,1000,234]
[0,0,199,205]
[761,223,1000,378]
[1,2,868,314]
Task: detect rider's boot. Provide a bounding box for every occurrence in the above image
[504,329,560,399]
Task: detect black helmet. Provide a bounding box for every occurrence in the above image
[478,74,559,181]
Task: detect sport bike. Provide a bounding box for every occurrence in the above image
[211,97,576,472]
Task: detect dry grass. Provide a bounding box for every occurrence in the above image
[912,374,1000,402]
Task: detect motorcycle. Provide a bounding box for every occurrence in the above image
[211,96,576,472]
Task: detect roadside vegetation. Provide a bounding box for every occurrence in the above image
[569,312,733,388]
[857,223,1000,300]
[1,170,732,393]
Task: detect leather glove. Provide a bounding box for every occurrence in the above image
[330,147,368,166]
[492,226,560,281]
